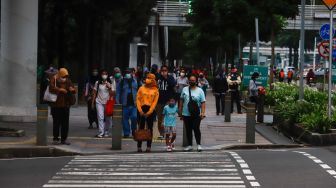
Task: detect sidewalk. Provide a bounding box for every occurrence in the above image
[0,94,299,157]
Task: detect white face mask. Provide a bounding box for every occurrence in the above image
[180,73,185,77]
[102,75,108,80]
[60,77,67,82]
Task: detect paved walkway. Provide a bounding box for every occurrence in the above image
[0,93,273,155]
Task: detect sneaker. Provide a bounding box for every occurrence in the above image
[103,134,110,138]
[166,145,172,152]
[60,141,71,145]
[184,145,193,151]
[197,145,203,152]
[88,125,93,129]
[137,148,142,153]
[157,135,164,140]
[95,134,103,138]
[171,143,175,150]
[145,147,151,153]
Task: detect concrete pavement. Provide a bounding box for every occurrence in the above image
[0,93,300,157]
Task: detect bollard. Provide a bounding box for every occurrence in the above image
[182,121,188,147]
[36,104,48,146]
[245,102,256,143]
[224,92,231,122]
[257,94,265,123]
[112,104,123,150]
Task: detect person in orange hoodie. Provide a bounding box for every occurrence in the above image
[136,73,159,152]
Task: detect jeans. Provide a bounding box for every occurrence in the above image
[96,102,112,136]
[122,106,137,136]
[137,105,155,148]
[183,116,201,146]
[230,90,241,113]
[215,94,225,114]
[52,107,70,142]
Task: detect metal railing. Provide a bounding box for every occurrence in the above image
[155,1,189,16]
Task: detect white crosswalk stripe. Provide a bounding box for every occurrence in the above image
[43,151,259,188]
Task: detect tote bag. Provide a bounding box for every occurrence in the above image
[105,96,115,116]
[43,78,57,102]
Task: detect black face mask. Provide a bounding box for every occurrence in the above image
[189,81,196,86]
[199,75,204,78]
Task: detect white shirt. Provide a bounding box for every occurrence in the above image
[94,80,116,104]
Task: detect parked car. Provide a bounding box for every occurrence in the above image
[314,68,326,76]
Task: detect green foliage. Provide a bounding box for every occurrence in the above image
[269,82,336,133]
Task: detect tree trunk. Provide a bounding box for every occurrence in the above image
[289,46,293,66]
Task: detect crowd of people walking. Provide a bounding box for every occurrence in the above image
[43,64,255,152]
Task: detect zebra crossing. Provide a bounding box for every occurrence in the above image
[43,151,260,188]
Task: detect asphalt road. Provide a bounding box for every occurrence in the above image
[1,147,336,188]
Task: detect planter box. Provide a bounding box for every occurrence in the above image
[278,121,336,146]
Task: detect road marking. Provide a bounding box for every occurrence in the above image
[44,185,246,188]
[293,151,336,180]
[43,152,252,187]
[229,152,261,187]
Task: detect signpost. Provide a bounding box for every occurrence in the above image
[319,24,335,40]
[242,65,268,87]
[321,0,336,118]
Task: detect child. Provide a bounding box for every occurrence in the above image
[162,98,178,152]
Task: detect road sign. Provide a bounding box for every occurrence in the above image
[317,41,336,59]
[320,24,335,40]
[322,0,336,10]
[243,65,268,87]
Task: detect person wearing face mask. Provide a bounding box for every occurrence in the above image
[84,67,99,129]
[162,98,178,152]
[179,74,206,152]
[227,67,242,114]
[198,72,209,97]
[156,65,176,139]
[213,68,228,115]
[112,67,122,104]
[49,68,77,145]
[91,70,116,138]
[116,69,138,138]
[136,73,159,152]
[176,69,189,101]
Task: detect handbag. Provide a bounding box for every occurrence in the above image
[105,96,115,116]
[43,77,57,102]
[188,87,200,117]
[134,117,152,141]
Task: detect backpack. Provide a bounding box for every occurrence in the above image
[188,87,200,117]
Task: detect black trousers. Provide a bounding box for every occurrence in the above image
[137,105,155,148]
[183,116,201,145]
[215,94,225,114]
[87,99,97,125]
[52,107,70,142]
[230,91,241,113]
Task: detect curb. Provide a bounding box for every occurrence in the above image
[0,146,79,159]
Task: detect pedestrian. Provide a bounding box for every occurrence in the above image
[136,73,159,152]
[179,74,206,152]
[213,68,228,115]
[162,97,178,152]
[116,69,138,138]
[279,69,285,82]
[176,69,189,101]
[156,65,176,139]
[287,69,294,84]
[49,68,77,145]
[198,72,209,97]
[84,67,99,129]
[249,72,260,104]
[227,67,242,114]
[91,70,116,138]
[306,69,315,85]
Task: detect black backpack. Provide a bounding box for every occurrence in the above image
[188,87,200,117]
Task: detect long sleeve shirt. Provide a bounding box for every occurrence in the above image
[136,85,159,115]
